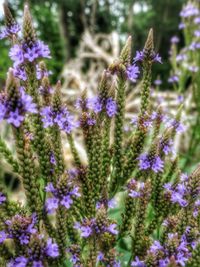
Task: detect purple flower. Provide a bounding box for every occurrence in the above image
[180,173,188,182]
[87,117,96,125]
[0,84,37,127]
[45,197,59,213]
[75,217,118,238]
[8,235,59,267]
[45,238,59,257]
[149,241,163,252]
[50,152,56,165]
[160,139,174,155]
[106,97,117,117]
[131,257,146,267]
[5,213,37,245]
[9,40,51,67]
[35,40,51,59]
[188,41,200,51]
[97,252,104,261]
[96,198,116,209]
[134,51,145,62]
[177,95,184,103]
[13,66,27,81]
[24,46,39,62]
[138,153,164,173]
[154,79,162,86]
[84,95,117,118]
[45,181,80,214]
[194,30,200,37]
[41,106,77,133]
[171,36,180,44]
[163,182,173,192]
[180,3,199,18]
[129,190,141,198]
[40,106,53,127]
[188,65,199,73]
[126,64,140,82]
[171,192,188,207]
[80,225,92,237]
[194,17,200,24]
[87,96,102,113]
[176,54,187,62]
[0,231,7,243]
[176,252,189,266]
[107,223,118,235]
[179,22,185,30]
[0,192,6,204]
[36,64,52,80]
[159,258,170,267]
[166,118,186,133]
[9,44,24,66]
[32,262,43,267]
[134,50,162,64]
[0,23,20,40]
[168,75,179,84]
[7,109,24,127]
[8,256,28,267]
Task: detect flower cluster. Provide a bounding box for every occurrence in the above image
[0,23,20,40]
[164,172,200,209]
[0,80,37,127]
[126,64,140,82]
[132,227,200,267]
[0,192,6,205]
[8,236,59,267]
[127,179,145,198]
[45,179,80,214]
[75,217,118,238]
[9,41,50,67]
[138,152,164,173]
[180,3,199,18]
[41,106,77,133]
[134,50,162,64]
[0,214,37,245]
[76,95,117,118]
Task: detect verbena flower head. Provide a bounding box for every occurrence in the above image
[154,79,162,86]
[127,179,145,198]
[97,251,121,267]
[5,213,37,245]
[67,244,82,266]
[138,152,164,173]
[86,95,117,117]
[126,64,140,82]
[131,256,146,267]
[0,3,20,39]
[0,192,6,205]
[180,3,199,18]
[41,105,77,133]
[8,235,59,267]
[75,209,118,238]
[171,36,180,44]
[0,70,37,127]
[0,23,20,40]
[133,50,162,64]
[9,41,51,68]
[45,177,80,213]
